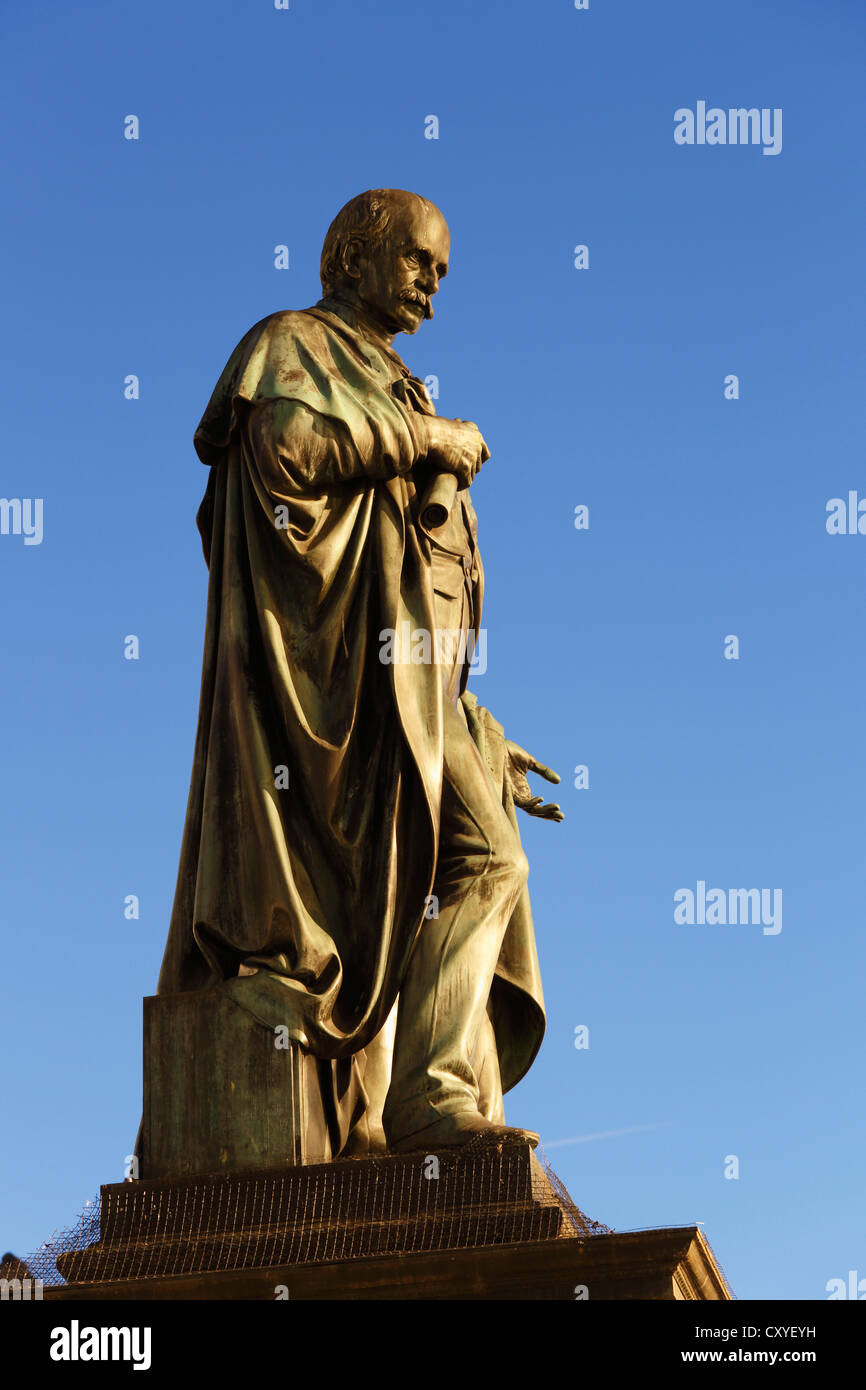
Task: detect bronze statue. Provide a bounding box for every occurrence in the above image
[155,189,562,1158]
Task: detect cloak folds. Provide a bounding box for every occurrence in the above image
[156,299,545,1114]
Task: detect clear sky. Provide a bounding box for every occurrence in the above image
[1,0,864,1300]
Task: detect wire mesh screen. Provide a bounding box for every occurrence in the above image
[37,1147,608,1287]
[537,1150,611,1238]
[5,1196,101,1289]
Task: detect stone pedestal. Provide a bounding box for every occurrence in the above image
[103,992,737,1300]
[47,1145,732,1300]
[141,990,332,1177]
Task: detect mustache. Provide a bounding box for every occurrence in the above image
[399,288,433,319]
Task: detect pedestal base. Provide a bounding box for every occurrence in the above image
[48,1228,729,1300]
[48,1145,731,1300]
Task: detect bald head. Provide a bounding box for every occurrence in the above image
[320,188,450,340]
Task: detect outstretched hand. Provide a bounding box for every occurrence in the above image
[505,741,564,822]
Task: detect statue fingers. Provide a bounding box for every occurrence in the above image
[526,755,561,784]
[531,801,564,822]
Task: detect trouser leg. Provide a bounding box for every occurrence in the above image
[382,694,528,1144]
[473,1008,506,1123]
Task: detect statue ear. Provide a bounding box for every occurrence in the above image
[340,236,365,282]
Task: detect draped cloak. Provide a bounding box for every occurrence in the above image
[156,298,545,1138]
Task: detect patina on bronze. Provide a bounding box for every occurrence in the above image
[154,189,562,1158]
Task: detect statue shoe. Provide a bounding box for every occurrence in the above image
[388,1111,540,1154]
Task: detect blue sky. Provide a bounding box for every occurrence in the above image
[1,0,864,1300]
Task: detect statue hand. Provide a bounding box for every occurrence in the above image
[505,740,564,822]
[422,416,490,489]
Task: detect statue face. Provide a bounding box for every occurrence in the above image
[356,198,450,337]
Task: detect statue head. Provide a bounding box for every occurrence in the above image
[320,189,450,338]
